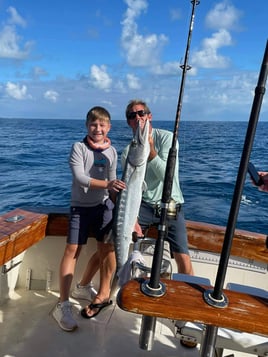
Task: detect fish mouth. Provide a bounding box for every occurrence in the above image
[127,120,150,167]
[136,119,149,144]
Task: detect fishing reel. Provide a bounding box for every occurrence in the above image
[154,199,181,220]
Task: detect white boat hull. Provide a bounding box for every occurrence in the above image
[0,208,267,357]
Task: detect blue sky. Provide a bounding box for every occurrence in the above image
[0,0,267,121]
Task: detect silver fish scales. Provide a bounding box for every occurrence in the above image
[112,120,150,272]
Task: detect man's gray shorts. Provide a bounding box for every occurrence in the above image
[138,201,189,255]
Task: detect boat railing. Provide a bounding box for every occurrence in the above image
[1,207,267,271]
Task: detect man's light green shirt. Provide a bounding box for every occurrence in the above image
[122,128,184,206]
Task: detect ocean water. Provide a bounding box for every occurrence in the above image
[0,118,268,234]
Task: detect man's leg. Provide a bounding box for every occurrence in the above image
[71,250,99,300]
[80,242,115,318]
[173,251,194,275]
[79,251,99,286]
[168,208,194,275]
[97,241,116,301]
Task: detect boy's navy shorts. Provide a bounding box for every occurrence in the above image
[67,198,114,245]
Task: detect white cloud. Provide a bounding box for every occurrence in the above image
[7,6,27,27]
[30,66,48,79]
[101,100,114,107]
[191,1,242,70]
[126,73,140,89]
[121,0,168,67]
[90,64,112,91]
[192,29,232,68]
[205,1,243,31]
[5,82,31,100]
[0,7,33,59]
[169,8,181,21]
[44,90,59,103]
[114,80,126,93]
[0,25,33,59]
[151,61,181,75]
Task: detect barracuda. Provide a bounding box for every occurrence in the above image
[112,120,150,272]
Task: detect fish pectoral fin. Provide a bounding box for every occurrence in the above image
[142,181,147,192]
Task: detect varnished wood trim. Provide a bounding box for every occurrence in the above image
[20,208,268,264]
[1,207,268,265]
[46,212,69,236]
[117,279,268,336]
[144,222,268,264]
[0,208,48,265]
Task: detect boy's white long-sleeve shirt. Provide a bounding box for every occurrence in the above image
[69,137,117,207]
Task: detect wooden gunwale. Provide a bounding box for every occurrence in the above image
[116,218,268,339]
[0,208,48,265]
[42,208,268,263]
[1,207,268,266]
[117,278,268,336]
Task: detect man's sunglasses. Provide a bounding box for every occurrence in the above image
[127,110,149,120]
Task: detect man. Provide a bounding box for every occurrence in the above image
[122,99,194,275]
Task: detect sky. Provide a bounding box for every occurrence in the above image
[0,0,267,121]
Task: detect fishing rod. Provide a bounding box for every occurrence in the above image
[138,0,199,351]
[141,0,200,295]
[201,39,268,357]
[208,40,268,302]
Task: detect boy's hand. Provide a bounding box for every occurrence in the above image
[108,179,126,192]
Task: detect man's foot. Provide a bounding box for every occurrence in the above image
[174,320,197,348]
[71,282,97,301]
[52,301,78,332]
[180,339,198,348]
[80,296,112,319]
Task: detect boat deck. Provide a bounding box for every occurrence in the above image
[1,288,200,357]
[1,208,268,357]
[2,286,266,357]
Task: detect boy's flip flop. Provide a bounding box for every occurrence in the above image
[81,300,113,319]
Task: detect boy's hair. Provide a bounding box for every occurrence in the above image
[125,99,151,119]
[86,106,111,125]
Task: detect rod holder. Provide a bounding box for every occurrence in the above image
[5,215,25,223]
[203,289,229,308]
[139,315,156,350]
[140,279,166,297]
[200,325,219,357]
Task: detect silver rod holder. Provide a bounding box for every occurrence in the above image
[200,325,219,357]
[139,315,156,350]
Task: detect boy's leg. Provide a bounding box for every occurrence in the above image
[54,206,90,330]
[53,243,82,331]
[59,243,82,302]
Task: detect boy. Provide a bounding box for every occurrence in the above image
[53,106,125,331]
